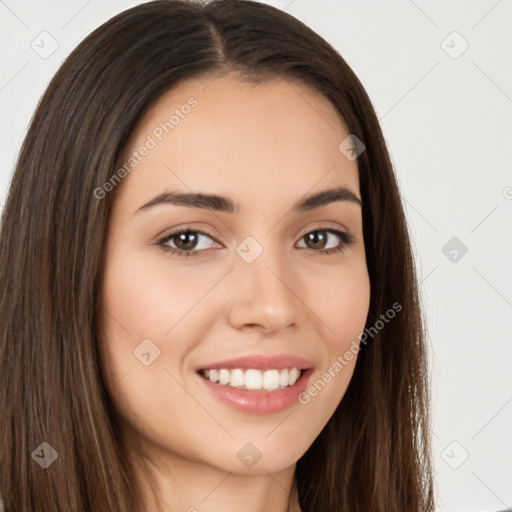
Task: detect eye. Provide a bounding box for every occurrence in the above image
[158,227,219,258]
[157,222,354,258]
[295,223,355,256]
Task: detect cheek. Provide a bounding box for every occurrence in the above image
[311,257,371,350]
[100,247,217,340]
[97,246,222,411]
[296,260,370,430]
[97,251,209,456]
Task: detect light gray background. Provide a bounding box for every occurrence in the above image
[1,1,511,511]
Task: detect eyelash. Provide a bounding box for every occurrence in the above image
[157,223,354,259]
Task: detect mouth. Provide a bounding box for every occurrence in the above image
[197,367,306,391]
[195,355,314,415]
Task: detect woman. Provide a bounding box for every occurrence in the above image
[0,1,435,510]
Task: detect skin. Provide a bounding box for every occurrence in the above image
[98,74,371,512]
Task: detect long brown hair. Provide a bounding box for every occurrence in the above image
[0,1,435,510]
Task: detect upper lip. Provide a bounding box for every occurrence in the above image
[197,354,314,371]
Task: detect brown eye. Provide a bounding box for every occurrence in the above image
[158,228,219,257]
[297,228,354,256]
[157,225,354,258]
[303,230,329,250]
[170,231,200,251]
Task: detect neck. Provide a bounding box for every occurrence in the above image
[129,447,301,512]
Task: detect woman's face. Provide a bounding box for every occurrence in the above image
[98,74,371,476]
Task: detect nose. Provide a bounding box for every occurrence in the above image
[226,245,301,334]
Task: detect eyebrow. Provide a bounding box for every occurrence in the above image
[135,186,362,215]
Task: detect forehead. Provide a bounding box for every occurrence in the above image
[113,74,360,213]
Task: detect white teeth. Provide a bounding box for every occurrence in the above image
[245,369,262,390]
[230,369,245,387]
[201,368,303,391]
[218,369,230,386]
[288,367,300,386]
[262,369,280,391]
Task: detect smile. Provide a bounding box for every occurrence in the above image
[199,367,302,391]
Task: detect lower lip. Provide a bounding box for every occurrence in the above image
[196,369,313,415]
